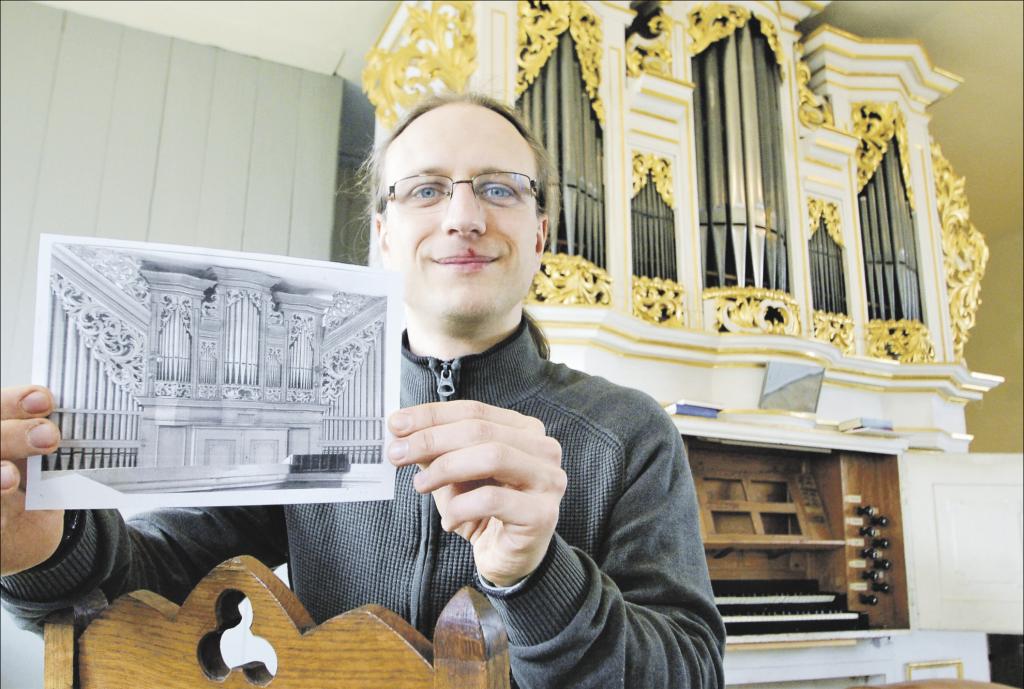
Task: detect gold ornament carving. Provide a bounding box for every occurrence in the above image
[932,141,989,361]
[687,4,784,77]
[633,275,685,328]
[852,102,915,210]
[812,310,854,355]
[632,153,674,208]
[516,1,605,125]
[866,319,935,363]
[794,43,833,128]
[626,13,672,79]
[703,286,801,335]
[528,252,612,306]
[808,198,843,247]
[363,2,477,130]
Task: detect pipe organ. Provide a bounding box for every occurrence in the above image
[364,0,1013,681]
[44,244,387,474]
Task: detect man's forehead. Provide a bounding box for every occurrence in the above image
[385,103,536,178]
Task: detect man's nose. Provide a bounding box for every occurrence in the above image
[444,181,486,236]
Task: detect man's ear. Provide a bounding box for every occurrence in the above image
[534,214,549,258]
[375,213,390,267]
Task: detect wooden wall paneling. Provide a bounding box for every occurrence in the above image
[32,12,121,238]
[196,50,259,252]
[0,2,63,384]
[8,10,121,389]
[94,28,171,241]
[288,70,342,260]
[147,40,216,246]
[243,61,301,256]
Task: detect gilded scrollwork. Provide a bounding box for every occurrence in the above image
[50,273,147,395]
[323,293,377,331]
[222,385,261,401]
[703,286,801,335]
[794,43,833,128]
[931,142,988,362]
[528,252,612,306]
[196,384,220,400]
[67,245,150,306]
[687,4,783,76]
[363,1,477,129]
[287,389,316,404]
[852,102,915,210]
[288,313,316,347]
[225,288,262,310]
[632,153,674,208]
[321,316,386,403]
[516,1,605,125]
[626,13,672,79]
[633,275,685,328]
[866,319,935,363]
[808,198,843,247]
[812,310,854,355]
[154,382,193,399]
[157,295,193,336]
[201,290,219,318]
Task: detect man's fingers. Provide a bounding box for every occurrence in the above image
[389,418,560,466]
[1,419,61,461]
[0,386,54,421]
[389,400,544,437]
[413,443,567,494]
[440,484,559,534]
[1,460,22,494]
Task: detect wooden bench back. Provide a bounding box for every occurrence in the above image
[44,556,510,689]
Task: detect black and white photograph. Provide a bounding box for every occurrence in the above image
[27,234,403,510]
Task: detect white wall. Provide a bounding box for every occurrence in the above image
[1,3,342,686]
[0,0,343,387]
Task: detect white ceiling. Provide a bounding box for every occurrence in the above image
[37,0,399,83]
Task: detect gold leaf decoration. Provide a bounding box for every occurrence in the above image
[632,153,674,208]
[363,2,477,130]
[932,141,989,361]
[516,1,570,95]
[516,1,605,125]
[567,2,605,125]
[687,3,784,77]
[626,13,672,79]
[794,43,833,128]
[528,252,612,305]
[808,198,843,247]
[812,310,854,355]
[866,319,935,363]
[633,275,685,327]
[703,286,801,335]
[851,102,915,210]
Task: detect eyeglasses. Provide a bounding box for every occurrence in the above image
[386,172,538,213]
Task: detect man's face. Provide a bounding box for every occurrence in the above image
[376,103,548,335]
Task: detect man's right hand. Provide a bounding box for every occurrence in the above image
[1,385,64,576]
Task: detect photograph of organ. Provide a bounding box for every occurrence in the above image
[40,239,388,496]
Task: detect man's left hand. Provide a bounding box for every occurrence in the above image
[388,401,566,587]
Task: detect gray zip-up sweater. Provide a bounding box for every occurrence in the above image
[2,320,725,688]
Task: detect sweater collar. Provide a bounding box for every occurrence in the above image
[400,318,546,408]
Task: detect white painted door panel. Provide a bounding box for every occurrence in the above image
[902,452,1023,633]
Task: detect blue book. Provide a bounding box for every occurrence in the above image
[666,401,721,418]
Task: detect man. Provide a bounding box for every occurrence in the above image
[1,93,725,688]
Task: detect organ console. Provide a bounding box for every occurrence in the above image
[686,437,910,641]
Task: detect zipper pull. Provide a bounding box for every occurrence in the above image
[427,358,460,401]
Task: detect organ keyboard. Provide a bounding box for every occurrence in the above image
[713,580,868,636]
[685,438,910,642]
